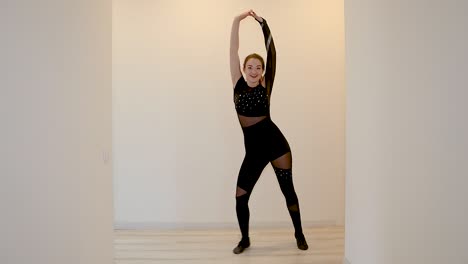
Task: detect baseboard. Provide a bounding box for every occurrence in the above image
[114,220,339,230]
[114,221,237,230]
[343,257,351,264]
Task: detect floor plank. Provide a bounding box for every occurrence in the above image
[114,226,344,264]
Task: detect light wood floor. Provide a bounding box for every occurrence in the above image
[114,226,344,264]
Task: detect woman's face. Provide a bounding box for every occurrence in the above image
[244,58,263,85]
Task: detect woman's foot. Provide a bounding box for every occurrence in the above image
[295,234,308,250]
[233,237,250,254]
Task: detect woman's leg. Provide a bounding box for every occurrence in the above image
[271,152,308,250]
[234,154,269,254]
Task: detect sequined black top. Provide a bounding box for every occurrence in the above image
[233,18,276,117]
[234,77,270,117]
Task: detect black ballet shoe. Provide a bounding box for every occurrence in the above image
[233,237,250,254]
[295,234,309,250]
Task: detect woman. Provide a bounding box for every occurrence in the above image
[230,10,308,254]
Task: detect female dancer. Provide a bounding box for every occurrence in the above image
[230,10,308,254]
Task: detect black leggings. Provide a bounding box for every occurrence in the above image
[236,117,303,240]
[237,117,290,191]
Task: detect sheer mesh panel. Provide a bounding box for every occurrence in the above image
[261,19,276,97]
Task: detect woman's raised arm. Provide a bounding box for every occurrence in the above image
[230,11,252,86]
[251,11,276,94]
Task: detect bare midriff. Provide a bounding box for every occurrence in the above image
[238,115,268,128]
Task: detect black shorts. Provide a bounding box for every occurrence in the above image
[237,117,291,192]
[242,117,290,159]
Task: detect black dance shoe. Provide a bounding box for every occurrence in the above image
[233,237,250,254]
[295,234,309,250]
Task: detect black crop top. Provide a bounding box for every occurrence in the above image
[233,18,276,117]
[234,77,270,116]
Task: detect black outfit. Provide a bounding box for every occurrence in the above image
[232,18,307,253]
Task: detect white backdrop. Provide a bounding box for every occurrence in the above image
[344,0,468,263]
[113,0,345,228]
[2,1,113,263]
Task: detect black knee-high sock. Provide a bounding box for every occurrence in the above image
[236,194,251,240]
[273,167,304,238]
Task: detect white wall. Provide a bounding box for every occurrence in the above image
[1,1,113,264]
[113,0,345,228]
[345,0,468,263]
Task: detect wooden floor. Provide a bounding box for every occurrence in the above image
[114,226,344,264]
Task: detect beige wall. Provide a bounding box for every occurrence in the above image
[344,0,468,263]
[1,1,113,263]
[113,0,345,228]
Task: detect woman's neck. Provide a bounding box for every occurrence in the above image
[246,80,259,88]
